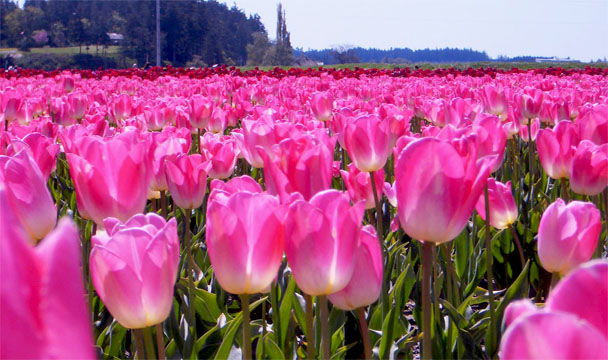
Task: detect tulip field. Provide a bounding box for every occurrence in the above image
[1,65,607,360]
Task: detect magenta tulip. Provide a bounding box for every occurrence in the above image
[200,132,239,179]
[475,178,518,229]
[147,127,191,192]
[1,150,56,242]
[206,190,284,294]
[6,133,59,180]
[310,91,334,121]
[209,175,263,196]
[537,199,601,275]
[569,140,608,196]
[517,89,543,120]
[66,130,150,226]
[344,114,391,172]
[499,260,608,359]
[285,190,365,295]
[262,130,335,202]
[395,137,494,243]
[340,163,384,209]
[328,225,383,310]
[1,185,94,359]
[536,120,579,180]
[90,213,179,329]
[165,153,211,209]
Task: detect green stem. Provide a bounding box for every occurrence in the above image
[527,120,535,212]
[355,308,372,360]
[160,190,167,219]
[240,294,252,360]
[369,171,389,320]
[549,273,559,295]
[440,244,460,306]
[155,324,165,360]
[183,208,196,357]
[318,295,330,360]
[560,178,570,203]
[422,241,433,360]
[508,225,526,269]
[142,327,156,360]
[304,294,316,360]
[260,299,266,359]
[484,184,496,356]
[134,329,146,360]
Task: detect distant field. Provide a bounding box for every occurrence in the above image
[241,61,608,72]
[9,46,121,57]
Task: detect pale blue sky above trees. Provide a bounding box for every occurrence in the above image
[225,0,608,62]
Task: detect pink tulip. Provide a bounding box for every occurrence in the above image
[344,114,391,172]
[310,92,333,121]
[340,163,384,209]
[475,178,518,229]
[536,120,579,180]
[147,127,191,192]
[90,213,179,329]
[209,175,263,196]
[262,130,335,202]
[576,104,608,145]
[285,190,365,295]
[473,115,507,172]
[395,137,494,243]
[537,199,601,275]
[189,95,214,129]
[200,132,239,179]
[165,153,211,209]
[1,185,94,359]
[206,190,284,294]
[518,118,540,142]
[1,150,56,242]
[480,85,508,116]
[569,140,608,196]
[328,225,383,310]
[499,260,608,359]
[5,133,59,180]
[517,89,543,120]
[66,130,150,226]
[499,312,606,359]
[546,259,608,339]
[234,117,278,168]
[67,92,88,121]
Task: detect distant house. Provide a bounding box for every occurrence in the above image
[106,33,124,45]
[535,56,580,63]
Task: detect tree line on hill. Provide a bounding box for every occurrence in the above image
[1,0,552,69]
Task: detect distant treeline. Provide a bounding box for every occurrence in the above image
[294,47,539,65]
[1,0,266,67]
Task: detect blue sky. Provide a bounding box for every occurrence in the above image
[225,0,608,62]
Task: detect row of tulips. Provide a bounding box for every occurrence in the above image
[1,68,607,359]
[3,65,608,82]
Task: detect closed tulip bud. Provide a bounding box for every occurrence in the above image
[206,190,284,294]
[1,184,94,359]
[538,199,601,275]
[1,150,56,242]
[537,121,579,180]
[395,137,494,243]
[518,89,543,121]
[344,114,391,172]
[569,140,608,196]
[165,153,211,209]
[310,92,334,121]
[285,190,365,296]
[90,214,180,329]
[475,178,518,229]
[328,225,383,310]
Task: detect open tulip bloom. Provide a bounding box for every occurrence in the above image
[89,213,179,329]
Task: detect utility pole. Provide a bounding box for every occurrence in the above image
[156,0,160,67]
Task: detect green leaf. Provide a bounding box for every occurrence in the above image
[213,297,266,360]
[193,288,222,323]
[263,334,285,359]
[279,275,296,347]
[378,308,396,359]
